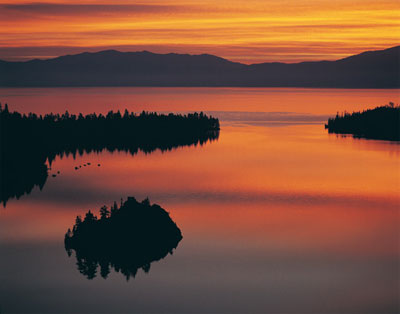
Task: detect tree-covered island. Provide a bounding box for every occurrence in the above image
[65,197,183,280]
[325,103,399,141]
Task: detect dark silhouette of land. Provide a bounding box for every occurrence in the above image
[64,197,183,280]
[325,103,400,141]
[0,104,219,206]
[0,46,398,88]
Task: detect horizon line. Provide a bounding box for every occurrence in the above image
[1,45,398,65]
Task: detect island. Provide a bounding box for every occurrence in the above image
[64,197,183,280]
[325,103,400,141]
[0,104,219,205]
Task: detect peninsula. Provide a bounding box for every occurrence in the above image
[325,103,400,141]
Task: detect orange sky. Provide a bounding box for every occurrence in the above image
[0,0,399,63]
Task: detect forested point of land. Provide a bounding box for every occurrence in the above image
[325,103,400,141]
[0,104,219,205]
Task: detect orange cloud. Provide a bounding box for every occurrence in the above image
[0,0,398,63]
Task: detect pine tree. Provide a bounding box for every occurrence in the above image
[100,205,110,220]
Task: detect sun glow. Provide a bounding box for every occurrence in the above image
[0,0,398,62]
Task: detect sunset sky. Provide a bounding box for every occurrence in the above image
[0,0,399,63]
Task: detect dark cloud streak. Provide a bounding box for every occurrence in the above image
[1,2,182,16]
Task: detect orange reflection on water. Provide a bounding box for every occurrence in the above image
[1,123,399,246]
[53,124,399,199]
[171,202,399,258]
[0,88,399,313]
[1,87,399,115]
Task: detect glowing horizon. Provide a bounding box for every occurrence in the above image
[0,0,399,63]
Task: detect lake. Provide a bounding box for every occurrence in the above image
[0,87,399,314]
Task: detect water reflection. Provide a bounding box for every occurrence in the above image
[0,88,399,313]
[0,107,219,206]
[1,139,220,206]
[64,197,183,280]
[1,87,399,115]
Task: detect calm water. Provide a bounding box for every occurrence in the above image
[0,88,399,314]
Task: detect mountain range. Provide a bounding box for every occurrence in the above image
[0,46,399,88]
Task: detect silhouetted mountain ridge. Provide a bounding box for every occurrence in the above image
[1,46,398,87]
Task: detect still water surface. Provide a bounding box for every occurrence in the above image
[0,88,399,313]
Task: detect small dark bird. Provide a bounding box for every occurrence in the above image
[57,171,60,174]
[98,164,101,166]
[87,162,91,165]
[75,167,78,170]
[83,164,86,167]
[52,174,56,177]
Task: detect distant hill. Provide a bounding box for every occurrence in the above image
[0,46,399,88]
